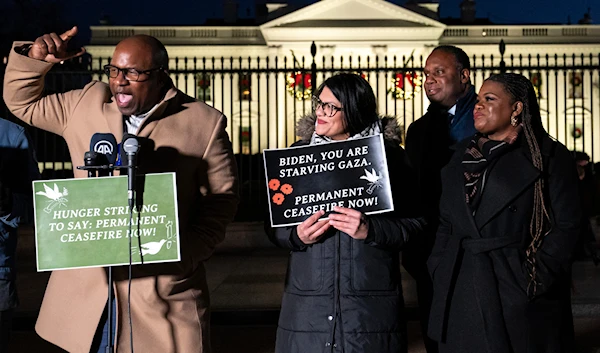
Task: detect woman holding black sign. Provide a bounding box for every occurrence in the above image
[427,73,581,352]
[268,73,424,353]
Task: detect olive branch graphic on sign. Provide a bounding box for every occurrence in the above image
[360,168,383,194]
[36,183,69,213]
[131,221,175,256]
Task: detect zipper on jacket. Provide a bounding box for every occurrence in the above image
[328,231,343,352]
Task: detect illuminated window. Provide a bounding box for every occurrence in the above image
[196,73,212,102]
[239,74,251,101]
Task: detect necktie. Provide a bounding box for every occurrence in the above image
[447,112,454,126]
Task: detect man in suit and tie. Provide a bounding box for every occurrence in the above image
[4,26,238,353]
[403,45,477,353]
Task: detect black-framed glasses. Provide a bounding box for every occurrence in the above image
[103,65,163,82]
[311,96,343,117]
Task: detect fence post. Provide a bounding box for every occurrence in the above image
[311,41,317,91]
[499,39,506,73]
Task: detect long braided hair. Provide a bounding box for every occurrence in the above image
[485,73,551,296]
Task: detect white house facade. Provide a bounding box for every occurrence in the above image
[85,0,600,160]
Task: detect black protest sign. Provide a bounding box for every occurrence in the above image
[263,134,394,227]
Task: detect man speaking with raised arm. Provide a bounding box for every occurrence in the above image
[3,26,239,353]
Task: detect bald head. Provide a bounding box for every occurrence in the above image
[115,35,169,70]
[109,35,170,116]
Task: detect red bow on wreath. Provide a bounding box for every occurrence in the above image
[197,74,211,89]
[240,77,251,87]
[287,72,312,100]
[388,71,422,99]
[293,73,311,90]
[394,72,419,89]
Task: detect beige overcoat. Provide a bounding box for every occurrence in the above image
[3,43,239,353]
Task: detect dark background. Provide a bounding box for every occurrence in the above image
[0,0,596,56]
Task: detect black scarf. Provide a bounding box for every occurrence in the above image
[463,128,521,212]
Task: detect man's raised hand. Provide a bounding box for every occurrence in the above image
[29,26,86,63]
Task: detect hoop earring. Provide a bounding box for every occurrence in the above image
[511,116,519,127]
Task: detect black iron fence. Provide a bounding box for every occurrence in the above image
[2,47,599,220]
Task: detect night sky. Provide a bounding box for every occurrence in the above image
[64,0,598,26]
[0,0,597,48]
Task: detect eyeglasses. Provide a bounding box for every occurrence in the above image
[103,65,163,82]
[312,96,343,117]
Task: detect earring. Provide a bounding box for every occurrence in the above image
[511,116,519,127]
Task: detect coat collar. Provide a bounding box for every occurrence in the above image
[104,85,179,142]
[295,114,403,145]
[472,145,540,228]
[136,87,179,138]
[103,102,124,143]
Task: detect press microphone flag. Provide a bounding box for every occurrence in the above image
[90,133,117,166]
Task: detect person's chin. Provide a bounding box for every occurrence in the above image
[316,130,331,138]
[425,93,442,104]
[117,106,136,116]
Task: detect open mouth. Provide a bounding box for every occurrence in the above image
[115,93,133,107]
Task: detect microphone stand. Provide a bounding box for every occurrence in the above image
[105,166,115,353]
[122,134,139,353]
[77,160,115,353]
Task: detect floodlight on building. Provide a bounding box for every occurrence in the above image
[372,45,388,55]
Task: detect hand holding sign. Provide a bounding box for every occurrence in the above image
[328,206,369,240]
[263,135,394,227]
[297,210,330,245]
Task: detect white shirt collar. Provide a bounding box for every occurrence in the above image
[126,103,160,135]
[448,104,457,116]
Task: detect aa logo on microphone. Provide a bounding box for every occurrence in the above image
[93,140,114,155]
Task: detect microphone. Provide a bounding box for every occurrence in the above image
[87,133,119,353]
[90,133,117,173]
[84,151,99,178]
[122,133,140,209]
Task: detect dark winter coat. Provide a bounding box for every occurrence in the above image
[403,86,477,256]
[0,118,39,311]
[269,115,425,353]
[428,135,581,353]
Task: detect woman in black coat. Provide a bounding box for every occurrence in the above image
[428,73,581,353]
[268,73,424,353]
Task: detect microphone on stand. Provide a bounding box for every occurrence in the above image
[122,133,141,352]
[122,134,140,210]
[76,132,120,353]
[78,132,116,176]
[83,151,99,178]
[90,133,118,176]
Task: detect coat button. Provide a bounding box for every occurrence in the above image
[327,315,334,321]
[509,205,517,212]
[325,342,331,347]
[334,343,338,348]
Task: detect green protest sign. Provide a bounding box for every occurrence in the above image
[33,173,180,271]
